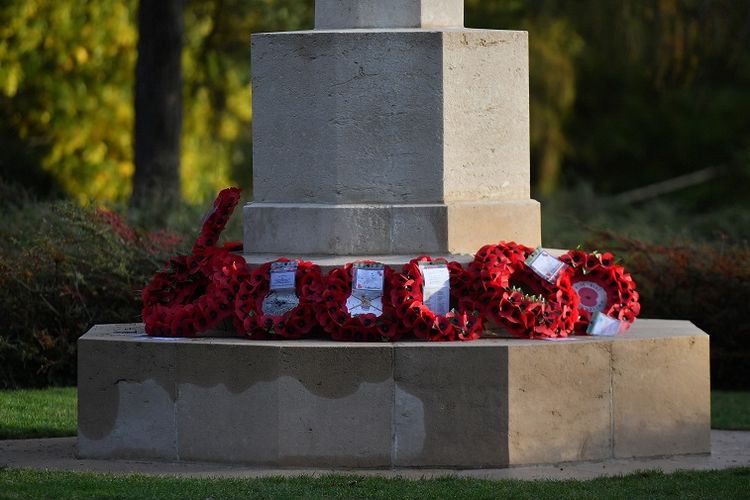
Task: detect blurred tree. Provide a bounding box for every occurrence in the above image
[0,0,312,206]
[1,0,747,205]
[0,1,137,203]
[131,0,184,213]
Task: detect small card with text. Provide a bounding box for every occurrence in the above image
[346,263,385,317]
[525,247,567,283]
[419,262,450,317]
[263,261,299,316]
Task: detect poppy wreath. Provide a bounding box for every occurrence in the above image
[390,256,484,342]
[316,262,403,342]
[235,258,323,339]
[558,249,641,334]
[193,187,242,253]
[470,242,579,339]
[142,246,249,337]
[142,187,248,337]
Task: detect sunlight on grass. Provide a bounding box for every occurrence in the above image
[0,387,77,439]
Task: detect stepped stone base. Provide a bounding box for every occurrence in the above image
[78,320,710,468]
[243,200,541,255]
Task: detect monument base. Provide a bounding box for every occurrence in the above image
[77,320,709,468]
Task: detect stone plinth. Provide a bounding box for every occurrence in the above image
[315,0,464,29]
[78,320,710,467]
[245,27,540,256]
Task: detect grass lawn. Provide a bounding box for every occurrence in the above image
[0,388,748,440]
[711,391,750,430]
[0,387,77,439]
[0,468,749,499]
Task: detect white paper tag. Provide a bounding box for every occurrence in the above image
[269,261,297,291]
[347,263,385,317]
[353,267,384,292]
[346,295,384,317]
[526,247,567,283]
[587,312,624,336]
[263,261,299,316]
[419,262,450,317]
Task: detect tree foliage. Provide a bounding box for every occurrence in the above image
[1,0,748,202]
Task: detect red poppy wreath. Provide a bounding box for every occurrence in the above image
[558,249,640,334]
[316,262,403,342]
[142,187,247,337]
[390,257,483,342]
[193,187,242,253]
[142,246,249,337]
[470,241,579,339]
[235,258,323,339]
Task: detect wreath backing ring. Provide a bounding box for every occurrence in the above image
[316,261,403,342]
[390,256,483,342]
[470,242,579,339]
[235,258,323,339]
[559,249,640,334]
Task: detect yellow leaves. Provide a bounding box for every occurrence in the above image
[1,63,21,97]
[74,46,89,65]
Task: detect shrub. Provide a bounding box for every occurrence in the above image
[0,191,183,388]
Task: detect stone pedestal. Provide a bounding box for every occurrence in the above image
[78,320,710,467]
[243,0,541,258]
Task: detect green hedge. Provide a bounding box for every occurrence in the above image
[0,186,182,388]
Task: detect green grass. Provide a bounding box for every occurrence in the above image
[0,468,749,499]
[0,388,749,440]
[0,387,77,439]
[712,391,750,430]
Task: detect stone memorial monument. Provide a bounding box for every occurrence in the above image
[77,0,710,468]
[243,0,540,263]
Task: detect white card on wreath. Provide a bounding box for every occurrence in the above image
[353,267,384,292]
[419,262,450,317]
[587,312,624,336]
[526,247,567,283]
[269,261,297,290]
[346,295,384,317]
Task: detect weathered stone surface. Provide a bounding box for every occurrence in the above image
[315,0,464,29]
[507,341,611,465]
[251,30,528,205]
[175,342,280,464]
[77,325,178,460]
[78,320,711,467]
[612,320,711,458]
[242,252,473,274]
[277,344,393,467]
[243,199,540,255]
[393,343,509,467]
[247,28,537,257]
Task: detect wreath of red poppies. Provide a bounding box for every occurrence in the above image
[558,249,640,334]
[142,246,248,337]
[316,262,403,342]
[470,242,579,339]
[142,187,247,337]
[193,187,242,253]
[390,257,483,342]
[235,258,323,339]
